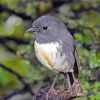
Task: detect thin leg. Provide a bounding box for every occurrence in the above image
[67,73,71,88]
[63,72,75,89]
[72,72,76,81]
[47,73,59,99]
[50,73,59,90]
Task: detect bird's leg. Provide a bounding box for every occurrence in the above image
[67,72,77,89]
[60,72,75,91]
[71,72,83,96]
[67,73,72,89]
[63,72,75,89]
[46,74,59,99]
[66,72,83,96]
[49,73,59,92]
[72,72,76,81]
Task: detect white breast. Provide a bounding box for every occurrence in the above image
[34,41,73,73]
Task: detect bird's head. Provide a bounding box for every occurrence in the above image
[26,15,67,43]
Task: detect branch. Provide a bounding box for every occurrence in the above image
[0,4,33,21]
[0,36,29,54]
[3,87,31,100]
[33,80,83,100]
[0,64,34,98]
[0,1,99,21]
[0,41,16,54]
[0,36,29,45]
[0,1,73,21]
[38,0,73,15]
[72,4,100,14]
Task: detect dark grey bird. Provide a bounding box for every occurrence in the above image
[26,15,79,90]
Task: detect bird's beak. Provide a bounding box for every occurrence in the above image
[26,27,37,33]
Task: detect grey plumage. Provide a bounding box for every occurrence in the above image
[26,15,79,88]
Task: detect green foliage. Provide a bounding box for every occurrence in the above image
[0,0,100,99]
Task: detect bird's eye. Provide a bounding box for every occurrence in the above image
[43,26,48,30]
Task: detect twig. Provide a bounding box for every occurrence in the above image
[0,64,34,99]
[0,36,29,54]
[33,80,83,100]
[1,41,16,54]
[3,86,31,100]
[0,1,99,21]
[0,4,33,21]
[0,37,29,45]
[0,1,73,21]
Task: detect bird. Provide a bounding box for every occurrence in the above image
[26,15,79,91]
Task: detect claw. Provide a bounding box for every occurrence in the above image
[48,86,56,94]
[47,73,59,94]
[69,79,83,97]
[60,84,65,91]
[46,86,56,99]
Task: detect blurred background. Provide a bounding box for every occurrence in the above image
[0,0,100,100]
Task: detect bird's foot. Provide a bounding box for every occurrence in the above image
[47,85,56,94]
[60,84,65,91]
[45,80,82,100]
[66,79,83,98]
[46,86,57,99]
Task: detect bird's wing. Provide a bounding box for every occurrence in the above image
[62,32,79,78]
[63,46,80,87]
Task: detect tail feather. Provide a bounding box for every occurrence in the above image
[63,72,75,88]
[68,72,75,85]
